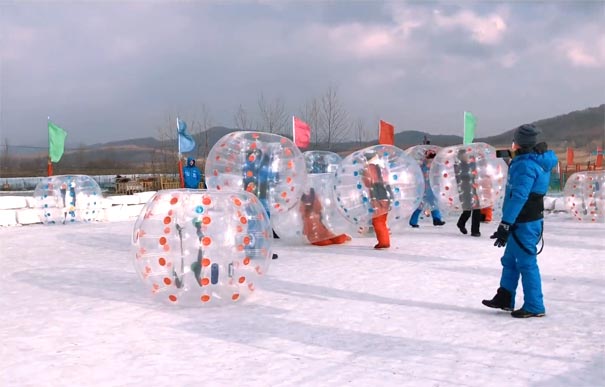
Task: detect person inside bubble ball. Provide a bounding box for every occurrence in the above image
[300,187,350,246]
[455,148,482,237]
[68,181,76,206]
[59,182,68,208]
[311,154,329,174]
[483,124,558,318]
[243,147,280,239]
[361,153,393,249]
[58,181,76,224]
[409,149,446,228]
[243,148,271,211]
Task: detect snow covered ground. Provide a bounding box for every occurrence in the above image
[1,212,603,387]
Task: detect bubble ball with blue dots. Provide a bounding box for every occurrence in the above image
[34,175,102,224]
[332,145,424,227]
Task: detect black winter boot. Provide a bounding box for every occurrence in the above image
[482,287,513,311]
[511,309,545,318]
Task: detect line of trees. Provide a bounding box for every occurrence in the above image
[230,86,373,148]
[152,86,374,173]
[1,85,376,178]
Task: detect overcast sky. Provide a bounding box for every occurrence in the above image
[1,1,604,147]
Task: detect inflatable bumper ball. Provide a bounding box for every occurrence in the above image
[564,171,605,223]
[34,175,102,224]
[303,150,342,174]
[404,144,445,222]
[204,131,307,218]
[271,173,351,245]
[133,189,274,306]
[332,144,424,229]
[429,143,507,212]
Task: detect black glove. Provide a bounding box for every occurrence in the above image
[490,222,511,248]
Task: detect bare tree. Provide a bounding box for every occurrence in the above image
[320,86,349,149]
[353,117,369,146]
[258,93,288,134]
[195,104,213,163]
[74,142,87,168]
[0,138,10,174]
[234,104,253,130]
[157,115,178,174]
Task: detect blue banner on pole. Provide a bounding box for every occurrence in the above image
[177,118,195,153]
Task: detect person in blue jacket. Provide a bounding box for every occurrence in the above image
[483,124,558,318]
[183,157,202,189]
[409,149,446,227]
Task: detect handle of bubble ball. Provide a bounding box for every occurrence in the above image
[211,263,219,285]
[174,223,185,289]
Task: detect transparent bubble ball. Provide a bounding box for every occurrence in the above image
[34,175,102,224]
[303,150,342,174]
[333,144,424,226]
[132,189,273,306]
[271,173,350,244]
[204,131,307,216]
[564,171,605,223]
[429,143,507,211]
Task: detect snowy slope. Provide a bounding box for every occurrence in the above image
[1,213,603,387]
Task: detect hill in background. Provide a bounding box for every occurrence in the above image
[3,105,603,176]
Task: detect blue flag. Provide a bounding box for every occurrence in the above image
[177,118,195,153]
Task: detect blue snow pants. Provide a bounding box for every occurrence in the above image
[409,208,443,226]
[499,219,545,313]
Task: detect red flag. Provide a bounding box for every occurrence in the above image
[566,147,574,165]
[293,116,311,149]
[379,120,394,145]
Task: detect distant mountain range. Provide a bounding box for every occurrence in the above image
[5,104,604,166]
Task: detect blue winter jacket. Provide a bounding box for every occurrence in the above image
[501,148,558,225]
[183,157,202,188]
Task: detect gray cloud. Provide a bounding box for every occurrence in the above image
[0,1,603,147]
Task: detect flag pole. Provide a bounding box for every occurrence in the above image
[177,117,185,188]
[292,116,296,145]
[463,112,465,145]
[47,116,53,176]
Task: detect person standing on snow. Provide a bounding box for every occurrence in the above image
[183,157,202,189]
[483,124,558,318]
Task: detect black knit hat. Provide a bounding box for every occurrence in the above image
[513,124,541,148]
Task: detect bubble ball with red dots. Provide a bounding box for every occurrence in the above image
[132,189,273,306]
[204,131,307,216]
[564,171,605,223]
[428,143,507,211]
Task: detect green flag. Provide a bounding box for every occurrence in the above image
[48,121,67,162]
[463,111,476,145]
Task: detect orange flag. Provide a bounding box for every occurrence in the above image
[379,120,394,145]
